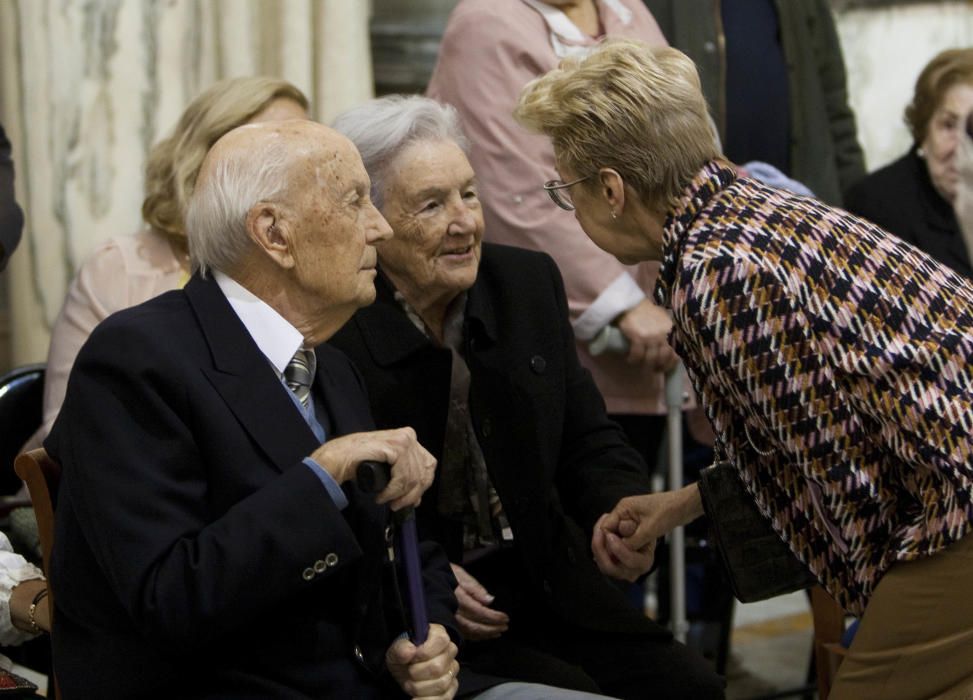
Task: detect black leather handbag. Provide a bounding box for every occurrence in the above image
[698,461,816,602]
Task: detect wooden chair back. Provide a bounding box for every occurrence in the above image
[14,447,62,699]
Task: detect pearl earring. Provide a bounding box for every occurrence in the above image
[917,147,926,159]
[611,209,618,220]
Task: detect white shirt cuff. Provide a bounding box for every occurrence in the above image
[573,273,646,341]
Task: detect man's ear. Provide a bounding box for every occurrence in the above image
[247,204,295,269]
[598,168,627,215]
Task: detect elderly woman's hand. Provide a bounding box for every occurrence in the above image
[449,563,509,640]
[592,512,656,581]
[600,485,705,552]
[617,299,680,371]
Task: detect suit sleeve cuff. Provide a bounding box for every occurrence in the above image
[572,273,646,341]
[303,458,349,510]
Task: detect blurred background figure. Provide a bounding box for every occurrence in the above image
[846,48,973,279]
[22,77,309,451]
[0,124,23,271]
[644,0,865,206]
[427,0,683,491]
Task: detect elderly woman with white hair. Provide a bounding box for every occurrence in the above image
[330,95,724,700]
[515,38,973,699]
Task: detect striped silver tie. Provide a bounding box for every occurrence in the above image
[284,348,315,408]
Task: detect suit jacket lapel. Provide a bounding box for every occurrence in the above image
[185,274,319,472]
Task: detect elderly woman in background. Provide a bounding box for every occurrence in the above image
[24,76,308,448]
[330,95,724,700]
[515,39,973,699]
[846,48,973,278]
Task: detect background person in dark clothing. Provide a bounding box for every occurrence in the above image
[0,124,24,270]
[845,48,973,279]
[644,0,865,206]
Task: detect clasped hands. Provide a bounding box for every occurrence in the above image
[593,486,706,581]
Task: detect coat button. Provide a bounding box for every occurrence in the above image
[530,355,546,374]
[325,552,339,567]
[313,559,327,573]
[481,418,492,438]
[542,579,553,595]
[302,567,315,581]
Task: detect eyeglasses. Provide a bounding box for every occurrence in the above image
[543,174,593,211]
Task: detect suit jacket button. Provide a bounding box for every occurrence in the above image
[302,567,315,581]
[313,559,327,573]
[543,579,553,595]
[325,552,339,567]
[530,355,546,374]
[481,418,492,438]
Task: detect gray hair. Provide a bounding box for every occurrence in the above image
[331,94,469,209]
[185,129,291,276]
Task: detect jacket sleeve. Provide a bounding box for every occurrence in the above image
[809,0,865,198]
[542,253,654,532]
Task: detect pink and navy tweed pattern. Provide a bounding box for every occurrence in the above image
[656,160,973,616]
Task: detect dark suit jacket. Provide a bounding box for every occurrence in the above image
[845,148,970,278]
[47,274,457,699]
[331,244,668,639]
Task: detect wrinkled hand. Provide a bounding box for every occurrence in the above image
[617,299,680,371]
[600,485,705,552]
[386,624,459,699]
[592,513,656,581]
[310,427,436,511]
[450,563,509,640]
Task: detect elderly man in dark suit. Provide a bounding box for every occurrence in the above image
[46,119,462,699]
[330,96,724,700]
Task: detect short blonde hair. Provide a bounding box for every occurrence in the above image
[905,48,973,144]
[141,76,308,241]
[515,39,718,210]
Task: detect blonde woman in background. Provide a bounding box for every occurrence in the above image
[25,77,308,449]
[516,39,973,699]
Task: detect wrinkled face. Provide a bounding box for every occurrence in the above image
[285,135,392,314]
[378,139,484,311]
[922,82,973,202]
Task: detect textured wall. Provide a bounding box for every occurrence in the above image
[0,0,372,365]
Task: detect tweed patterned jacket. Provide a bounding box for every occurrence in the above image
[656,160,973,616]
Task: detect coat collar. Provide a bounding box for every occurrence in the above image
[184,273,321,471]
[353,262,498,367]
[655,159,738,308]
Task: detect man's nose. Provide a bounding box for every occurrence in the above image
[367,203,394,242]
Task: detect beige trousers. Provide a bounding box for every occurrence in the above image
[831,531,973,700]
